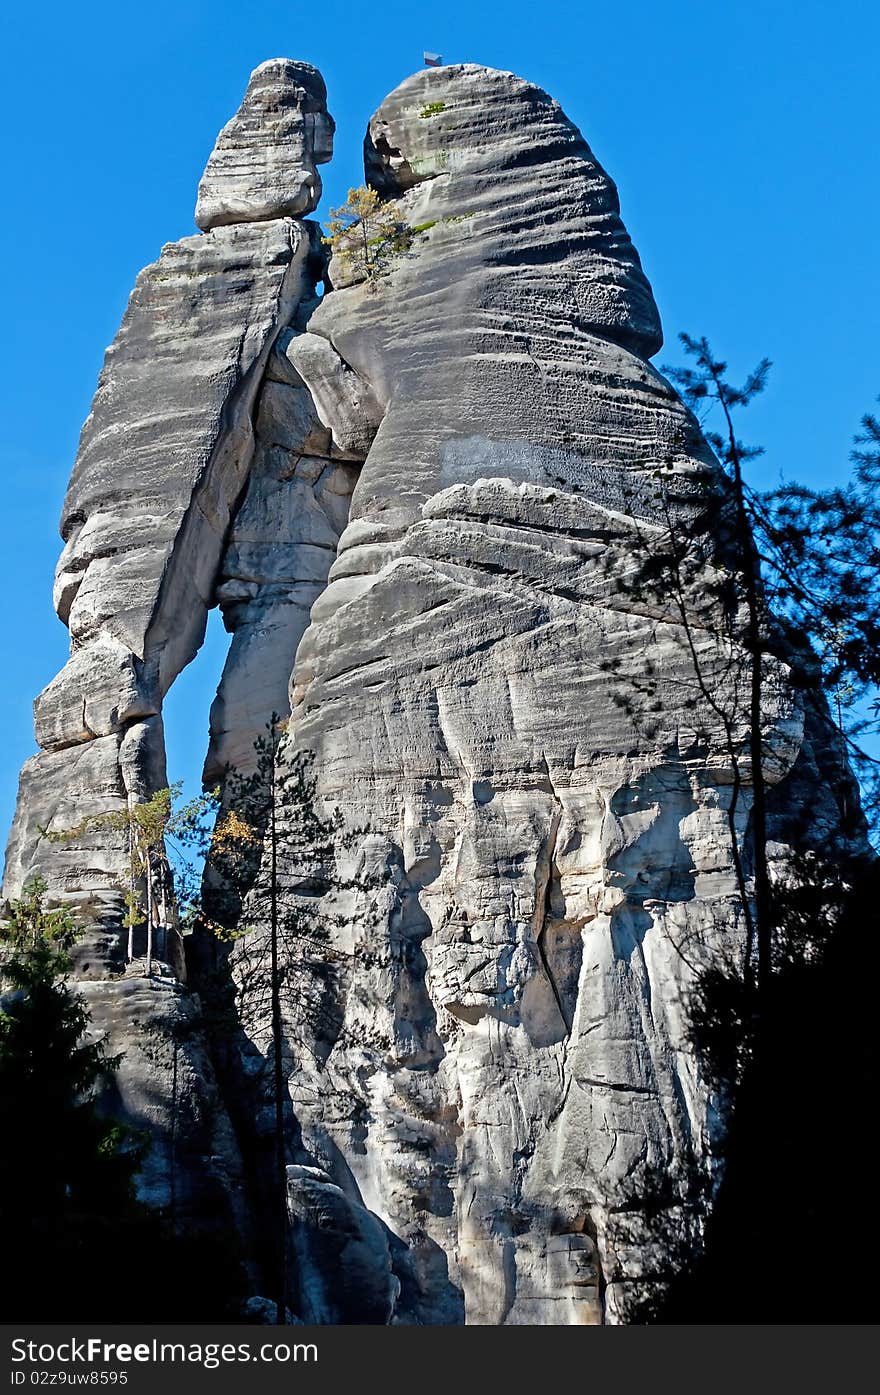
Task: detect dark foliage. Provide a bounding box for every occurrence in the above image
[647,855,880,1322]
[754,403,880,836]
[0,879,245,1320]
[610,337,880,1320]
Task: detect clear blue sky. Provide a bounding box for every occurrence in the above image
[2,0,878,840]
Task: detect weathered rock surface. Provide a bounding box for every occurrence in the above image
[287,1165,401,1324]
[5,218,316,913]
[196,60,333,231]
[205,337,362,783]
[3,59,864,1324]
[244,64,858,1324]
[2,59,336,1270]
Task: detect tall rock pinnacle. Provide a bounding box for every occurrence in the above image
[195,59,334,229]
[2,58,337,1260]
[2,59,864,1324]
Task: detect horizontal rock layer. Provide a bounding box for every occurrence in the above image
[247,64,854,1323]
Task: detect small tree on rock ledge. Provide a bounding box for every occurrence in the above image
[323,185,409,286]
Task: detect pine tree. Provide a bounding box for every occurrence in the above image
[662,334,774,1005]
[0,878,147,1313]
[753,399,880,834]
[200,717,342,1323]
[598,340,880,1319]
[587,334,880,1227]
[323,185,409,285]
[46,784,220,973]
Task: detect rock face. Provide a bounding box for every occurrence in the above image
[205,330,362,783]
[3,59,863,1323]
[245,64,757,1323]
[7,219,317,920]
[196,60,333,231]
[2,59,336,1258]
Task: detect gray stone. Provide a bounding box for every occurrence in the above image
[2,63,331,1273]
[195,59,333,231]
[283,333,384,459]
[59,218,313,678]
[6,216,315,908]
[63,967,255,1275]
[287,1165,399,1324]
[203,359,362,784]
[4,735,129,922]
[242,64,860,1325]
[33,637,155,750]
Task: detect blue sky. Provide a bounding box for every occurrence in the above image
[2,0,878,839]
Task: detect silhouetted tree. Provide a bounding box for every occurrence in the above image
[664,335,775,1001]
[607,336,880,1320]
[197,718,344,1323]
[0,878,146,1314]
[753,399,880,834]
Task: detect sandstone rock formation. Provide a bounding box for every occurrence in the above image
[3,59,862,1323]
[196,60,334,230]
[2,60,337,1258]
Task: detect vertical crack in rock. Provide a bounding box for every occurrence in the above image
[531,805,572,1038]
[205,314,379,784]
